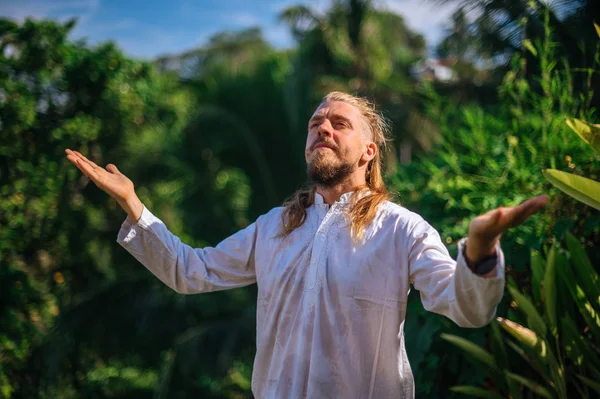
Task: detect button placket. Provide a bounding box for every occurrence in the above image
[307,203,340,289]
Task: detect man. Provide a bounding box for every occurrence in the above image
[65,91,548,398]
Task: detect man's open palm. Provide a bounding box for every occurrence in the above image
[65,149,135,204]
[469,195,549,240]
[464,194,549,265]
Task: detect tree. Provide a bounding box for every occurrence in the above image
[280,0,439,165]
[433,0,600,105]
[0,17,235,397]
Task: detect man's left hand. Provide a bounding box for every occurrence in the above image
[465,194,549,267]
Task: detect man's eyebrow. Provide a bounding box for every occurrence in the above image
[308,113,353,126]
[330,114,353,126]
[308,114,324,125]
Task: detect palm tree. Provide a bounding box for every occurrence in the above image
[433,0,600,101]
[279,0,440,165]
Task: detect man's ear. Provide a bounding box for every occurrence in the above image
[362,142,377,163]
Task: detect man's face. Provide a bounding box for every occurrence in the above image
[305,100,373,187]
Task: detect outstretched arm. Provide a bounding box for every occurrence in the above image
[117,205,258,294]
[65,148,258,294]
[408,194,548,327]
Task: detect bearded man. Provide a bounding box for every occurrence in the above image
[65,91,548,398]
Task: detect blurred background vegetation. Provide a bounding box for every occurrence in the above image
[1,0,599,397]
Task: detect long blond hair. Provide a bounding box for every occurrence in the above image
[279,91,391,241]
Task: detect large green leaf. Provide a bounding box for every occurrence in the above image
[489,321,511,394]
[565,118,600,153]
[507,286,547,337]
[505,372,554,399]
[566,232,600,307]
[449,386,504,399]
[531,250,545,304]
[490,320,509,372]
[503,338,559,394]
[440,334,500,372]
[497,318,546,358]
[543,169,600,211]
[557,263,600,342]
[491,322,522,399]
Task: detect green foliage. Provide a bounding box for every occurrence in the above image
[0,17,199,397]
[390,13,600,398]
[543,169,600,210]
[3,1,600,398]
[565,119,600,153]
[543,116,600,211]
[279,0,440,162]
[446,238,600,398]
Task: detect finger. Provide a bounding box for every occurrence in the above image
[70,156,97,180]
[66,152,83,168]
[516,195,548,217]
[106,164,121,174]
[66,156,92,179]
[65,149,79,163]
[504,195,549,228]
[524,194,549,209]
[72,150,99,170]
[70,154,106,183]
[66,149,96,170]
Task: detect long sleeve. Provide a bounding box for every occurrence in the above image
[116,204,258,294]
[407,218,505,327]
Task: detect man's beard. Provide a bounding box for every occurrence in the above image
[307,154,355,188]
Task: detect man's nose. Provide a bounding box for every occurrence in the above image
[317,120,333,137]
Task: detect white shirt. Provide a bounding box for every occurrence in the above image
[116,192,505,398]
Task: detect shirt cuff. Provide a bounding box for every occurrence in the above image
[456,237,505,286]
[116,204,158,244]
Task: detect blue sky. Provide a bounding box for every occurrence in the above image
[0,0,459,59]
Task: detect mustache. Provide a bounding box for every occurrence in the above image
[311,138,338,151]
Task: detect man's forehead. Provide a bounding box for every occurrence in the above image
[310,100,361,120]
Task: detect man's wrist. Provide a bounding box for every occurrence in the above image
[120,194,144,224]
[465,235,497,263]
[463,240,498,275]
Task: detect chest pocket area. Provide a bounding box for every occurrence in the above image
[330,241,408,311]
[351,275,406,311]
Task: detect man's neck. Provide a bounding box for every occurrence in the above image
[316,180,367,205]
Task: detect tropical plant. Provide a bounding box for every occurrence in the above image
[432,22,600,399]
[442,233,600,398]
[543,118,600,211]
[390,12,599,398]
[433,0,600,71]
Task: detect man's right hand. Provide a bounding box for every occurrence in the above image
[65,149,144,223]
